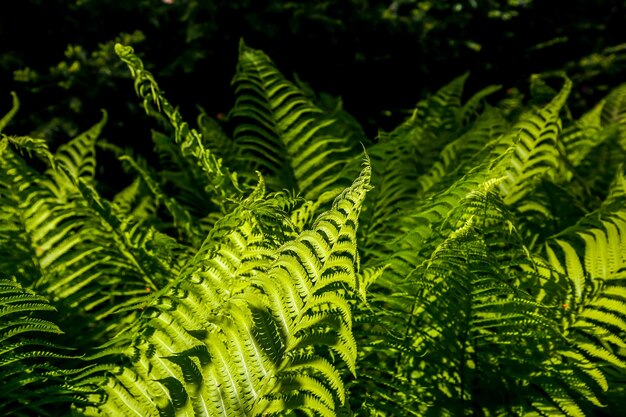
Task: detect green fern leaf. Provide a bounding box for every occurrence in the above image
[496,74,572,205]
[54,111,107,184]
[115,43,241,203]
[86,162,370,417]
[119,154,200,245]
[0,277,88,416]
[601,82,626,148]
[231,40,356,200]
[0,92,19,134]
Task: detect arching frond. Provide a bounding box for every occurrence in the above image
[417,107,509,196]
[0,92,19,133]
[601,82,626,148]
[115,43,241,205]
[118,154,200,245]
[359,74,500,258]
[294,73,368,147]
[1,125,182,350]
[495,74,572,205]
[0,277,92,416]
[81,163,370,417]
[460,84,502,127]
[4,135,56,168]
[110,177,156,220]
[537,197,626,414]
[54,111,107,184]
[355,173,610,416]
[231,40,357,200]
[561,99,605,169]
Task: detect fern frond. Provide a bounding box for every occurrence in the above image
[114,43,241,204]
[231,40,357,200]
[4,134,56,168]
[86,162,370,417]
[459,84,502,127]
[561,98,605,169]
[250,162,370,415]
[289,187,342,233]
[118,154,200,245]
[294,73,368,147]
[1,125,183,350]
[603,164,626,208]
[0,92,19,134]
[537,200,626,413]
[0,137,59,284]
[54,110,107,184]
[495,74,572,205]
[354,167,609,416]
[196,110,240,165]
[377,73,469,170]
[601,82,626,148]
[360,74,498,257]
[76,179,178,290]
[0,277,92,416]
[417,107,509,196]
[110,177,156,219]
[415,72,468,133]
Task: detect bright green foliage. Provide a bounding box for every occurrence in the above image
[114,43,241,209]
[75,164,370,417]
[0,92,18,133]
[1,43,626,417]
[231,40,357,200]
[0,277,92,416]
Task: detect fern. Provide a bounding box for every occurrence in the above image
[495,74,571,205]
[2,42,626,417]
[231,40,357,200]
[0,277,93,416]
[75,162,370,416]
[602,82,626,148]
[54,110,107,185]
[0,113,182,352]
[114,43,241,208]
[0,92,19,134]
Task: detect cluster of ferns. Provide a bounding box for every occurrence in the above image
[1,40,626,417]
